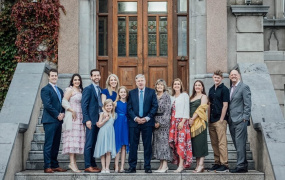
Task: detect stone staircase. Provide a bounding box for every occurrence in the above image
[15,107,264,180]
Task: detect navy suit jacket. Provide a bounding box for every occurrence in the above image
[81,84,101,124]
[127,87,158,127]
[41,84,64,124]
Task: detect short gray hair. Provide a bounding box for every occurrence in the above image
[135,74,145,80]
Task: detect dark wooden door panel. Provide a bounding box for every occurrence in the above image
[149,67,168,89]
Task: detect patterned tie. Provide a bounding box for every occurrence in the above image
[96,86,103,107]
[139,90,144,117]
[54,85,62,103]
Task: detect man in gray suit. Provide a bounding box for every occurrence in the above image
[228,70,251,173]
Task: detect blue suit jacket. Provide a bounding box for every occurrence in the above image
[41,84,64,124]
[81,84,101,124]
[127,87,158,127]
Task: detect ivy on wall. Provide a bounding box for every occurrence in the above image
[11,0,66,63]
[0,0,17,109]
[0,0,65,109]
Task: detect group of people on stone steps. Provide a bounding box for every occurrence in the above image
[41,68,251,174]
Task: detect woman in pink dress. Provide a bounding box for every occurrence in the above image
[62,74,85,172]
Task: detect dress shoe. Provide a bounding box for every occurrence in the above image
[105,169,111,173]
[44,168,54,173]
[194,165,204,173]
[145,169,152,173]
[125,168,136,173]
[84,167,100,173]
[92,167,101,172]
[68,163,81,173]
[157,167,168,173]
[230,168,248,173]
[51,167,67,172]
[174,166,185,173]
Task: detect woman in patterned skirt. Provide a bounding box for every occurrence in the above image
[153,79,172,173]
[169,78,192,173]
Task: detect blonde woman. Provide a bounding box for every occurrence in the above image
[101,74,120,102]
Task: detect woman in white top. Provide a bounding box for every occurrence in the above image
[169,78,193,173]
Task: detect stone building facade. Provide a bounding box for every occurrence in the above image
[57,0,285,116]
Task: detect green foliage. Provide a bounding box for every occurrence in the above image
[0,0,18,110]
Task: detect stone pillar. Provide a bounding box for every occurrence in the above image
[206,0,227,73]
[231,5,269,63]
[79,0,96,75]
[189,0,207,91]
[58,0,79,74]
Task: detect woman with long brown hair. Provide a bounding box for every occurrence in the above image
[189,80,208,173]
[169,78,192,172]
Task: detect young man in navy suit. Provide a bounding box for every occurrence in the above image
[41,69,67,173]
[81,69,102,173]
[126,74,158,173]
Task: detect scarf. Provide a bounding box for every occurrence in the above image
[190,104,208,138]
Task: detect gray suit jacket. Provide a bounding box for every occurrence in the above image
[229,82,252,125]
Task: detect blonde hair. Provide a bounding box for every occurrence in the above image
[172,78,184,96]
[115,86,129,102]
[103,99,116,118]
[105,74,120,96]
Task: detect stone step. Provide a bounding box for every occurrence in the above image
[15,170,264,180]
[35,124,232,134]
[25,160,256,170]
[32,133,236,143]
[30,141,250,152]
[28,150,253,161]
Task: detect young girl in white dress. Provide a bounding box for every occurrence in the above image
[94,99,117,173]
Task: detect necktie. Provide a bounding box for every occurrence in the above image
[230,85,236,100]
[54,85,62,103]
[96,86,103,107]
[139,90,144,117]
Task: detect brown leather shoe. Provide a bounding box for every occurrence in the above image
[51,167,67,172]
[92,167,101,171]
[44,168,54,173]
[84,167,100,173]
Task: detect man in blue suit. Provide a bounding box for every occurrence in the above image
[81,69,102,173]
[126,74,158,173]
[41,69,66,173]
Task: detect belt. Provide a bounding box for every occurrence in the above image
[156,113,163,116]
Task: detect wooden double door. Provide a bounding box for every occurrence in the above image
[98,0,189,90]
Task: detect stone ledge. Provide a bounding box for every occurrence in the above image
[264,51,285,61]
[15,170,264,180]
[231,5,269,16]
[264,19,285,27]
[261,122,285,180]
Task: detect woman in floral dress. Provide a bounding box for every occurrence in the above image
[169,78,192,172]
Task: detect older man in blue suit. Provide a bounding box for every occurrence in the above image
[126,74,158,173]
[41,69,66,173]
[81,69,102,173]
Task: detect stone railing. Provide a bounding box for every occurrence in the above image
[238,63,285,180]
[0,63,49,180]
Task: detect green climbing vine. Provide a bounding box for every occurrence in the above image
[0,0,17,109]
